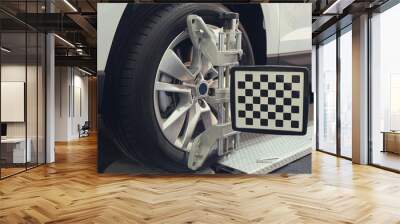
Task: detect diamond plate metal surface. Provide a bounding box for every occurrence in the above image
[218,122,314,174]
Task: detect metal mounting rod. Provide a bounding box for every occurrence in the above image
[217,32,225,156]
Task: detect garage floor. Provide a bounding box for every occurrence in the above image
[1,135,400,223]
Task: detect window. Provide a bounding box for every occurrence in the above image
[339,27,352,158]
[0,1,46,179]
[316,24,353,159]
[370,3,400,171]
[317,35,337,155]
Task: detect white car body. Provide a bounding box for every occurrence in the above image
[97,3,312,72]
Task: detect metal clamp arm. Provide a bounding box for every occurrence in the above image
[187,123,233,170]
[187,15,242,66]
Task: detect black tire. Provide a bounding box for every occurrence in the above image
[108,3,255,172]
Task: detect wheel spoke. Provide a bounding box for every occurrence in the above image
[162,115,187,144]
[176,103,202,148]
[162,103,192,132]
[201,103,218,129]
[159,49,195,81]
[155,82,192,94]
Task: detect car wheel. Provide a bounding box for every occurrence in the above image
[109,3,255,172]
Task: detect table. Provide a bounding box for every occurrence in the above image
[381,131,400,154]
[1,138,31,163]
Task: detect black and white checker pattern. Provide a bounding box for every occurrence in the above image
[230,66,309,135]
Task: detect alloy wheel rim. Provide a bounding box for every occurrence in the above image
[153,29,220,151]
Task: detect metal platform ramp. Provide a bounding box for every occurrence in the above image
[217,123,314,174]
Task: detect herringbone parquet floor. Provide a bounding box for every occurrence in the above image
[1,135,400,223]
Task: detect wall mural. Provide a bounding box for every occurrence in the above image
[97,3,313,175]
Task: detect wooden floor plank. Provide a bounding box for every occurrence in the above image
[1,135,400,223]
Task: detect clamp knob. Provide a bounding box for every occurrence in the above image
[219,12,239,20]
[219,12,239,29]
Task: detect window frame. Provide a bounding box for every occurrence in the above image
[315,24,353,161]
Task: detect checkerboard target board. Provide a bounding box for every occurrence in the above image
[230,66,309,135]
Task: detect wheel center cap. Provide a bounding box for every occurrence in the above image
[198,82,208,96]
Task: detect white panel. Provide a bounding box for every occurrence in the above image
[1,82,25,122]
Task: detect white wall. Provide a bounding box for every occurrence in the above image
[55,66,70,141]
[55,67,89,141]
[72,73,89,138]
